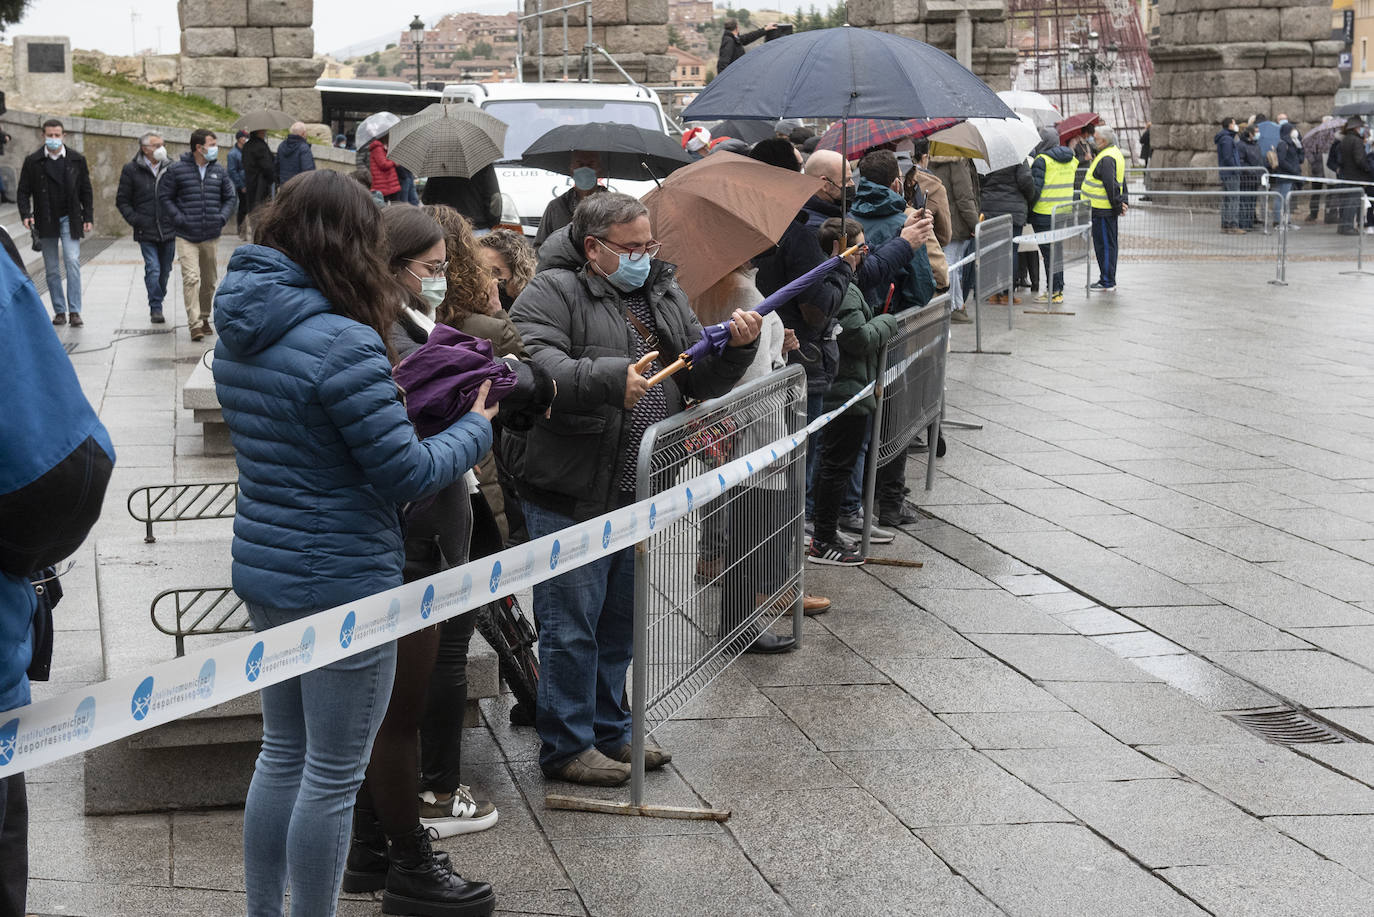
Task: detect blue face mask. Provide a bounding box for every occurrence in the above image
[44,137,62,151]
[603,250,652,292]
[204,145,219,161]
[573,166,599,191]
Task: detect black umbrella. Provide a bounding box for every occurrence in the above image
[681,26,1016,122]
[708,119,775,145]
[1334,101,1374,118]
[519,123,693,182]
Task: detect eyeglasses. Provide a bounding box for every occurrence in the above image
[593,236,661,263]
[405,257,449,278]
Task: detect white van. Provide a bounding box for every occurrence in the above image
[440,81,672,236]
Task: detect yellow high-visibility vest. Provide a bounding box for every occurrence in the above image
[1081,145,1125,212]
[1032,153,1078,216]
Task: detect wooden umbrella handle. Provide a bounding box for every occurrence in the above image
[633,351,659,374]
[646,356,688,388]
[839,242,864,259]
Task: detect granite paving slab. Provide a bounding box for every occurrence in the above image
[1208,650,1374,708]
[1265,815,1374,884]
[1045,682,1264,746]
[763,684,968,751]
[985,744,1177,786]
[966,633,1160,682]
[1145,744,1374,817]
[1158,861,1374,917]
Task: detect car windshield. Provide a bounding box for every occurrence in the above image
[483,99,663,161]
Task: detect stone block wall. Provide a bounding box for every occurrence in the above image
[520,0,674,84]
[177,0,324,120]
[1148,0,1338,171]
[849,0,1017,92]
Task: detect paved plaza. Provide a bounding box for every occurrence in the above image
[18,235,1374,916]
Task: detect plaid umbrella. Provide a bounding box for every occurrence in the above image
[814,117,964,159]
[389,102,507,151]
[388,117,505,179]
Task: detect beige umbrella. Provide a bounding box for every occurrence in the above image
[642,151,825,301]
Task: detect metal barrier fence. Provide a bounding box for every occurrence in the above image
[1049,200,1093,302]
[150,586,251,657]
[629,366,808,806]
[1280,188,1371,279]
[859,297,952,554]
[972,213,1015,352]
[127,481,238,543]
[1128,166,1268,195]
[1122,190,1283,273]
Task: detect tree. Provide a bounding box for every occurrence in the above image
[0,0,28,30]
[453,48,473,61]
[376,62,389,76]
[472,40,494,58]
[668,24,687,49]
[368,51,381,63]
[355,62,370,76]
[385,42,397,50]
[724,7,752,27]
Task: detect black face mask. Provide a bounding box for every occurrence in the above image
[497,284,515,311]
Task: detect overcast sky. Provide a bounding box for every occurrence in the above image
[11,0,811,57]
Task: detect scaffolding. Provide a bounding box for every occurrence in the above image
[1007,0,1154,163]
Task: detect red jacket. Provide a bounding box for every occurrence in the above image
[369,141,400,196]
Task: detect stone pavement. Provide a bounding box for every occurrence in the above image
[18,237,1374,916]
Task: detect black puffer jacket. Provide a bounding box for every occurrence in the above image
[979,162,1035,224]
[158,152,235,243]
[507,225,756,520]
[115,153,174,243]
[1337,130,1374,182]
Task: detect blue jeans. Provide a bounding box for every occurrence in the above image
[944,238,972,308]
[242,602,396,917]
[523,500,635,773]
[1030,212,1064,294]
[138,239,176,311]
[1220,173,1241,229]
[1091,212,1118,287]
[843,418,873,516]
[39,216,81,314]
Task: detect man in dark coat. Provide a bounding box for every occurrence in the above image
[159,128,235,341]
[1335,117,1373,235]
[241,129,276,231]
[274,122,316,188]
[534,151,606,248]
[422,164,503,230]
[116,131,176,323]
[716,18,776,73]
[508,192,762,785]
[1215,117,1242,232]
[16,119,94,325]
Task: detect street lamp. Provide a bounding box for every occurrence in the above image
[1076,30,1118,112]
[409,14,425,90]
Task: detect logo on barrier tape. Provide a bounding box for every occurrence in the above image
[489,560,502,593]
[340,611,356,649]
[549,539,561,570]
[457,572,472,605]
[685,487,694,512]
[0,694,95,767]
[131,660,215,723]
[602,521,612,549]
[421,585,435,620]
[248,629,315,683]
[649,503,657,531]
[717,473,726,492]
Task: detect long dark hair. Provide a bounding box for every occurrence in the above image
[384,204,444,274]
[251,169,401,346]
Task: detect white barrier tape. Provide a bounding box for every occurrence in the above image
[949,252,975,271]
[1013,224,1093,246]
[882,338,943,388]
[1268,173,1374,189]
[0,381,879,778]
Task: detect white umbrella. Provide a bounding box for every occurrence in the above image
[355,111,401,149]
[930,114,1042,172]
[997,90,1060,130]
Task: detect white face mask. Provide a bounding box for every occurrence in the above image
[152,146,168,163]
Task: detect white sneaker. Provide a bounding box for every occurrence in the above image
[1033,291,1050,303]
[418,786,499,837]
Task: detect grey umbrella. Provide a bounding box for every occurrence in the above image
[232,109,295,132]
[388,117,505,179]
[388,102,508,152]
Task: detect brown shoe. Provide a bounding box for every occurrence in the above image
[756,589,831,616]
[988,293,1008,305]
[604,741,672,770]
[191,327,205,342]
[52,312,66,325]
[548,748,630,786]
[68,313,84,327]
[200,319,214,337]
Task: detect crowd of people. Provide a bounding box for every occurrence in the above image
[1,109,1140,917]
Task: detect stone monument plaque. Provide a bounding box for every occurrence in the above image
[27,42,65,73]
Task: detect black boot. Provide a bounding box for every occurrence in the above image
[383,825,496,916]
[342,804,389,893]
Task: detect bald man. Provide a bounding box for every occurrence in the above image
[276,121,316,187]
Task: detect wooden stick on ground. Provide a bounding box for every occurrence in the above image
[546,794,731,821]
[863,557,925,568]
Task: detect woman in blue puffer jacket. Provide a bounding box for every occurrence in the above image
[211,169,497,917]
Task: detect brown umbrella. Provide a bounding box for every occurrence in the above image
[642,151,825,301]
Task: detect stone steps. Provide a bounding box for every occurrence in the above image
[84,530,501,815]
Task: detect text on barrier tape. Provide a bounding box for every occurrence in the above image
[0,381,876,778]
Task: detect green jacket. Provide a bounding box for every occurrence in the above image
[821,282,898,416]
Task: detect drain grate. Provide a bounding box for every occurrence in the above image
[1226,708,1358,746]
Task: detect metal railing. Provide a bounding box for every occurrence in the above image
[1048,200,1093,302]
[1128,165,1268,194]
[126,481,239,543]
[1122,190,1283,271]
[150,587,250,657]
[630,366,808,806]
[859,297,952,554]
[517,0,593,83]
[971,213,1015,353]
